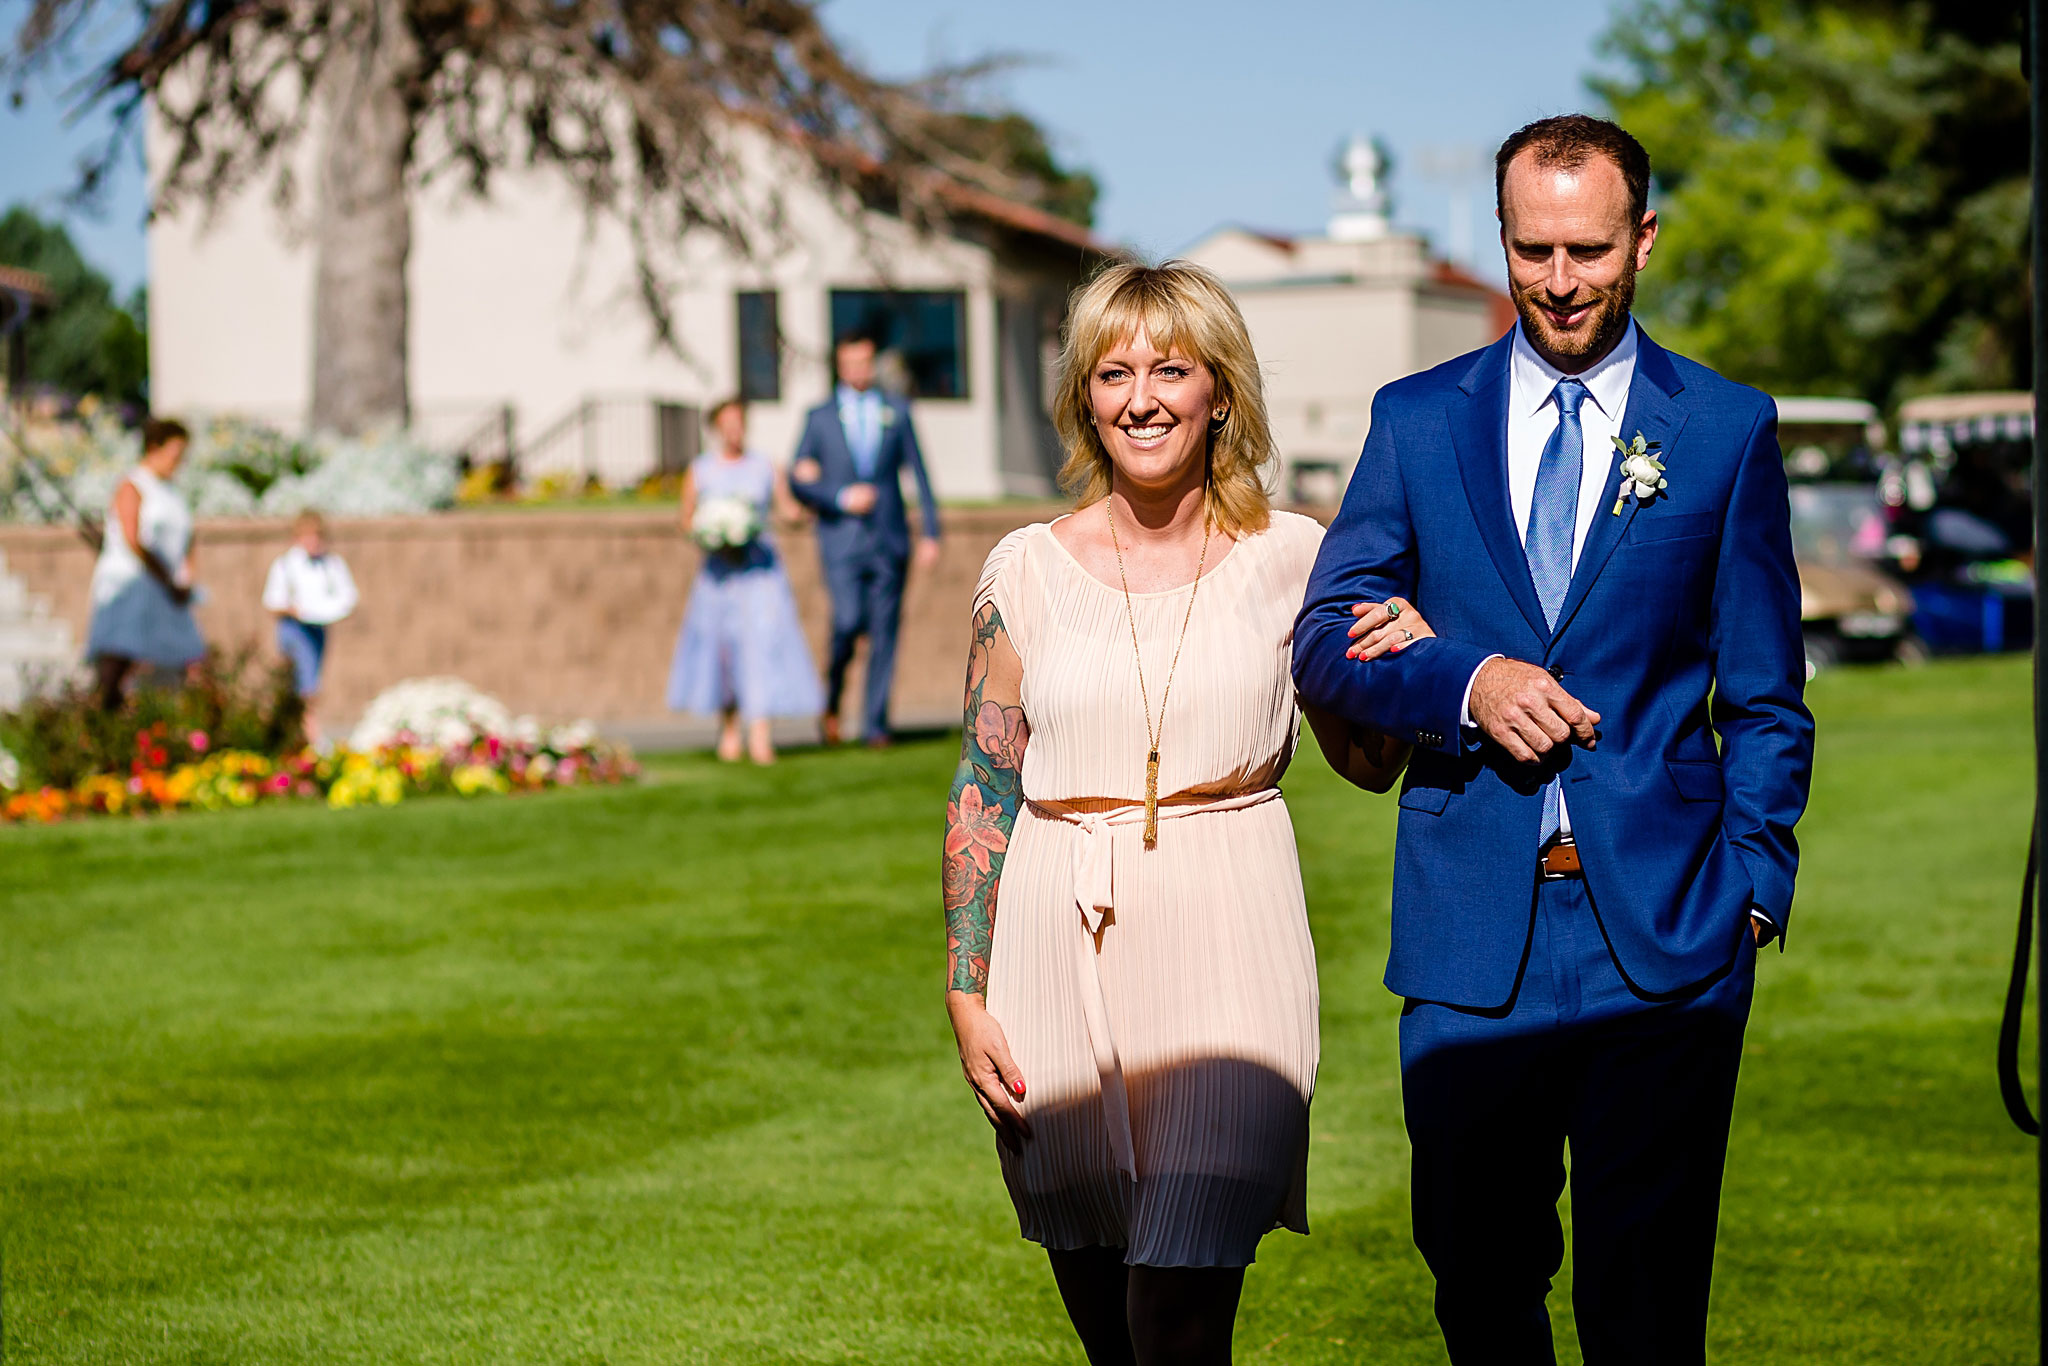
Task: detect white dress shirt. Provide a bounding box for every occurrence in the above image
[1462,319,1639,837]
[1454,321,1770,933]
[1508,318,1639,567]
[262,545,359,626]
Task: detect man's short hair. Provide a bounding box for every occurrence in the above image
[833,327,879,352]
[1495,114,1652,230]
[706,395,745,424]
[140,417,190,453]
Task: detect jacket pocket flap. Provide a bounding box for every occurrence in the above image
[1398,782,1452,814]
[1667,759,1725,802]
[1630,512,1717,544]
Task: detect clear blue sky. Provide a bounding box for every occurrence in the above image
[0,0,1624,296]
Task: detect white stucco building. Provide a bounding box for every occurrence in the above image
[1181,137,1514,503]
[148,127,1107,498]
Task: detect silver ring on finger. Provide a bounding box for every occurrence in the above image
[1402,628,1414,642]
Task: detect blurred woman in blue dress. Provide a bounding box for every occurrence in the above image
[667,398,824,764]
[86,417,206,709]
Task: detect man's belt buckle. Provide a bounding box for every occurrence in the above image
[1539,837,1584,881]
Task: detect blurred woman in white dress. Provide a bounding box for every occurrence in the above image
[86,418,206,709]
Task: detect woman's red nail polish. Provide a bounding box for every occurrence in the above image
[1012,1080,1025,1096]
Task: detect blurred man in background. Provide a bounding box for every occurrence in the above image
[790,330,942,747]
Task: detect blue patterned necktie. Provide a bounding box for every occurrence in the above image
[1526,377,1587,845]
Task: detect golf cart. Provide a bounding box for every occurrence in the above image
[1775,397,1917,675]
[1892,391,2035,655]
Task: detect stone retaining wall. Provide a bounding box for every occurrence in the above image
[0,503,1070,735]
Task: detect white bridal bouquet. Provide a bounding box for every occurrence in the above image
[691,495,762,553]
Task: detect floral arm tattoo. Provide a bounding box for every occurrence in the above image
[945,603,1029,998]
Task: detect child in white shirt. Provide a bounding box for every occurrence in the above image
[262,510,359,743]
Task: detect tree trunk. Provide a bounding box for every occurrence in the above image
[309,0,419,436]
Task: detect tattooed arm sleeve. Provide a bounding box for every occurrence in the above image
[944,602,1029,999]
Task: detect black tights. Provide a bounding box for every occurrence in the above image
[1047,1246,1246,1366]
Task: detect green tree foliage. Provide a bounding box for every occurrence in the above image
[1595,0,2027,404]
[936,113,1099,228]
[0,207,148,405]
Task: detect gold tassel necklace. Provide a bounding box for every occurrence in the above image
[1107,497,1213,848]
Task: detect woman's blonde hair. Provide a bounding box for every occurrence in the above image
[1052,260,1277,537]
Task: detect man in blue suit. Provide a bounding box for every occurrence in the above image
[1293,115,1813,1364]
[790,329,942,747]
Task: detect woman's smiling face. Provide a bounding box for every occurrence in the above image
[1086,326,1220,497]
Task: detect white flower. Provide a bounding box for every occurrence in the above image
[1621,452,1666,500]
[0,744,19,792]
[0,413,459,525]
[547,720,599,752]
[349,680,619,765]
[1609,433,1667,514]
[349,677,515,752]
[691,495,762,551]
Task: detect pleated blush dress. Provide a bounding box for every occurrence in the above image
[976,509,1326,1268]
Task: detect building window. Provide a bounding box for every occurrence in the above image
[828,289,969,399]
[736,290,780,401]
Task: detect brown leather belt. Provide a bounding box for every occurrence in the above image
[1539,837,1584,881]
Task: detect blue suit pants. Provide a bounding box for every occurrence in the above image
[1399,876,1755,1365]
[822,549,905,739]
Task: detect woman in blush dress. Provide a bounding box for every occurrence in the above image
[667,397,824,764]
[942,262,1433,1365]
[85,417,207,709]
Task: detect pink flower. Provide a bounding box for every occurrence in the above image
[944,784,1010,874]
[127,776,143,795]
[973,702,1025,770]
[268,772,292,793]
[188,730,210,753]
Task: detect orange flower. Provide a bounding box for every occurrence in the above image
[944,784,1009,874]
[942,851,978,906]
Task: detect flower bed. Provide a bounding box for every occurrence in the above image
[0,678,637,824]
[1,406,459,524]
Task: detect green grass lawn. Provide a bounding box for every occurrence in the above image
[3,657,2037,1363]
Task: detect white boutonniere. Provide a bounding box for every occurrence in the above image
[877,406,897,428]
[1610,432,1667,515]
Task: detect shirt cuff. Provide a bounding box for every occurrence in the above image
[1460,655,1505,730]
[835,487,859,513]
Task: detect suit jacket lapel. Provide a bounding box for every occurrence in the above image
[1452,336,1551,642]
[1550,331,1690,641]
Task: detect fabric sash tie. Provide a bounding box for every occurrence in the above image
[1024,787,1284,1180]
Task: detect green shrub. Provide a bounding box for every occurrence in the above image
[1,650,305,790]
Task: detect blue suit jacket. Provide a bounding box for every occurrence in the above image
[788,395,941,566]
[1293,328,1814,1007]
